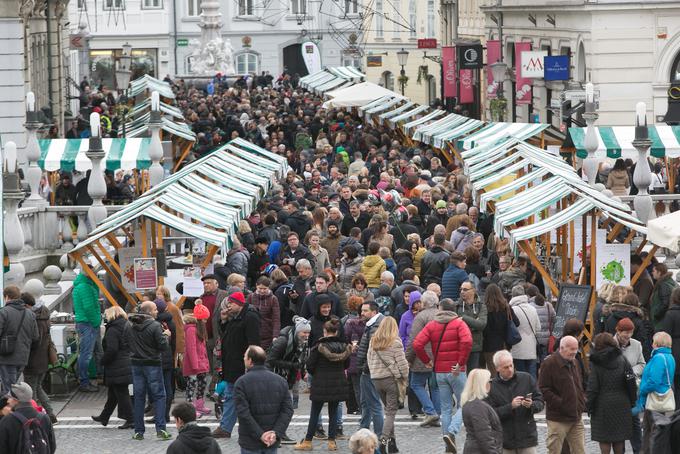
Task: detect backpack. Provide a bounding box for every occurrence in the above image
[11,411,51,454]
[374,296,394,318]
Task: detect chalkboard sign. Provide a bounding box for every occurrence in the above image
[551,284,592,338]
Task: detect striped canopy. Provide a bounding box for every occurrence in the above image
[299,66,365,94]
[569,126,680,159]
[38,138,151,172]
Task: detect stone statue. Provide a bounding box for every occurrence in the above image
[188,0,235,76]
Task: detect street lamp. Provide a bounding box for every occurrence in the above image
[114,42,132,137]
[490,60,508,122]
[396,48,409,96]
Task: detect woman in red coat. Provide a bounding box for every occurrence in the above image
[183,301,211,417]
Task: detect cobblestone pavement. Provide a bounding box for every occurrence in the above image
[51,389,625,453]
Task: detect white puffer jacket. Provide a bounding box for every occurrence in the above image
[509,295,541,360]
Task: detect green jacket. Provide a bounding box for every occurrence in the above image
[651,273,677,329]
[453,296,488,352]
[73,273,102,327]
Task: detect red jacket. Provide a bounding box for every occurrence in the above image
[183,319,210,376]
[413,311,473,373]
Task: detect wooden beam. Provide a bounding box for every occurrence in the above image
[635,238,648,255]
[173,142,193,172]
[631,244,659,285]
[569,219,575,281]
[94,239,144,302]
[156,223,165,286]
[623,229,637,244]
[607,222,624,242]
[588,211,598,336]
[86,245,136,308]
[140,217,148,258]
[105,232,123,249]
[72,250,117,307]
[518,240,559,297]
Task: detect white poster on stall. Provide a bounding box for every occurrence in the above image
[118,247,142,292]
[182,266,204,297]
[596,243,631,290]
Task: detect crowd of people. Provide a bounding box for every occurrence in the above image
[4,72,680,454]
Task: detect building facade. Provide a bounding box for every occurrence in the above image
[69,0,359,84]
[480,0,680,127]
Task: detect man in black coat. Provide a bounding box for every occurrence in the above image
[284,202,311,239]
[235,346,293,452]
[0,382,56,454]
[300,274,344,320]
[390,210,419,250]
[278,232,315,276]
[488,350,544,453]
[167,402,221,454]
[213,291,261,439]
[341,202,370,236]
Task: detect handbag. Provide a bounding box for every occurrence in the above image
[518,306,540,358]
[375,350,408,406]
[623,358,638,406]
[0,308,27,356]
[48,339,59,366]
[646,355,676,413]
[505,312,522,347]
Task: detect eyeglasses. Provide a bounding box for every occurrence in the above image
[461,288,473,292]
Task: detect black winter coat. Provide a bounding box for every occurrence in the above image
[356,314,385,374]
[0,403,56,454]
[166,422,221,454]
[658,306,680,378]
[126,313,168,366]
[234,365,293,450]
[307,336,351,402]
[587,347,633,442]
[101,316,132,385]
[220,304,261,383]
[157,311,176,371]
[420,246,450,286]
[266,326,309,388]
[483,309,519,353]
[284,210,312,239]
[487,371,544,449]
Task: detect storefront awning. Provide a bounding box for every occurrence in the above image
[568,125,680,159]
[38,138,151,172]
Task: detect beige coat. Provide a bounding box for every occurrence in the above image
[606,169,630,197]
[367,338,410,380]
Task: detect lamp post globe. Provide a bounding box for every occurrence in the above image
[396,48,409,96]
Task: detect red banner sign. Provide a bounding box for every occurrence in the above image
[418,38,437,49]
[486,40,500,99]
[515,42,532,105]
[459,69,474,104]
[442,46,457,98]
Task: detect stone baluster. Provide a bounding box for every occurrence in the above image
[24,92,46,205]
[3,142,26,285]
[87,112,108,228]
[60,253,76,281]
[582,83,600,186]
[148,91,164,187]
[632,102,653,224]
[43,265,62,295]
[21,213,33,251]
[77,214,89,242]
[61,213,74,250]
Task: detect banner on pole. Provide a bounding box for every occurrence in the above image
[515,42,532,105]
[442,46,457,98]
[486,40,500,99]
[460,69,474,104]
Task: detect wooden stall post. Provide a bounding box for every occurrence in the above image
[71,250,118,307]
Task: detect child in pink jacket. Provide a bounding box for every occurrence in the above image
[183,300,211,416]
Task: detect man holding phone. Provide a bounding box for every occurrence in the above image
[487,350,544,454]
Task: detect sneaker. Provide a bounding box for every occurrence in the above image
[132,433,144,441]
[211,427,231,438]
[280,433,296,445]
[313,427,327,440]
[79,384,99,393]
[49,414,58,425]
[443,433,457,453]
[419,414,440,427]
[156,430,173,441]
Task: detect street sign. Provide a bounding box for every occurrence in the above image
[418,39,437,49]
[563,89,600,103]
[550,99,561,109]
[177,39,189,47]
[457,44,483,69]
[544,55,570,81]
[70,34,84,49]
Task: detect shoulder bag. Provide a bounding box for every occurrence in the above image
[518,305,540,358]
[432,320,453,371]
[505,310,522,347]
[645,355,676,413]
[622,357,638,407]
[0,308,27,356]
[375,350,408,406]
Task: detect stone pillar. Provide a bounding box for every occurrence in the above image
[632,102,653,224]
[582,83,599,187]
[148,91,164,187]
[24,91,45,204]
[86,112,107,228]
[3,142,26,285]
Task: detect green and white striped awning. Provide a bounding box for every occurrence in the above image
[458,123,549,150]
[412,114,468,143]
[128,75,175,99]
[403,110,446,135]
[125,115,196,142]
[388,105,430,128]
[129,98,184,120]
[569,126,680,159]
[38,138,151,172]
[300,66,365,93]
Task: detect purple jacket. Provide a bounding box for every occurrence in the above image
[343,315,366,374]
[399,291,421,349]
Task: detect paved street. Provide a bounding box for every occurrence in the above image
[49,388,622,453]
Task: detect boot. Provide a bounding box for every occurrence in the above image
[328,439,337,451]
[388,437,399,453]
[195,398,212,417]
[294,439,313,451]
[379,437,389,454]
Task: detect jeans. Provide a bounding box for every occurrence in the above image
[514,359,537,379]
[24,373,54,416]
[309,374,343,429]
[132,365,166,434]
[76,323,98,385]
[410,371,440,415]
[436,371,466,436]
[349,373,361,413]
[241,447,278,454]
[0,365,22,397]
[220,381,237,433]
[630,413,641,454]
[305,400,340,440]
[359,373,384,436]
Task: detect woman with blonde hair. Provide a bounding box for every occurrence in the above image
[367,317,409,453]
[238,219,255,251]
[349,428,379,454]
[312,207,328,235]
[92,306,133,429]
[461,368,503,453]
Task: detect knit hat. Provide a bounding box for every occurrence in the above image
[294,316,312,335]
[154,298,167,313]
[194,302,211,320]
[435,200,447,209]
[616,317,635,332]
[228,292,246,306]
[10,382,33,403]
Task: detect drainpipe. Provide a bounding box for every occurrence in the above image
[46,0,54,123]
[172,0,179,75]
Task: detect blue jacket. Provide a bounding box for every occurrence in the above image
[441,265,469,301]
[637,347,676,408]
